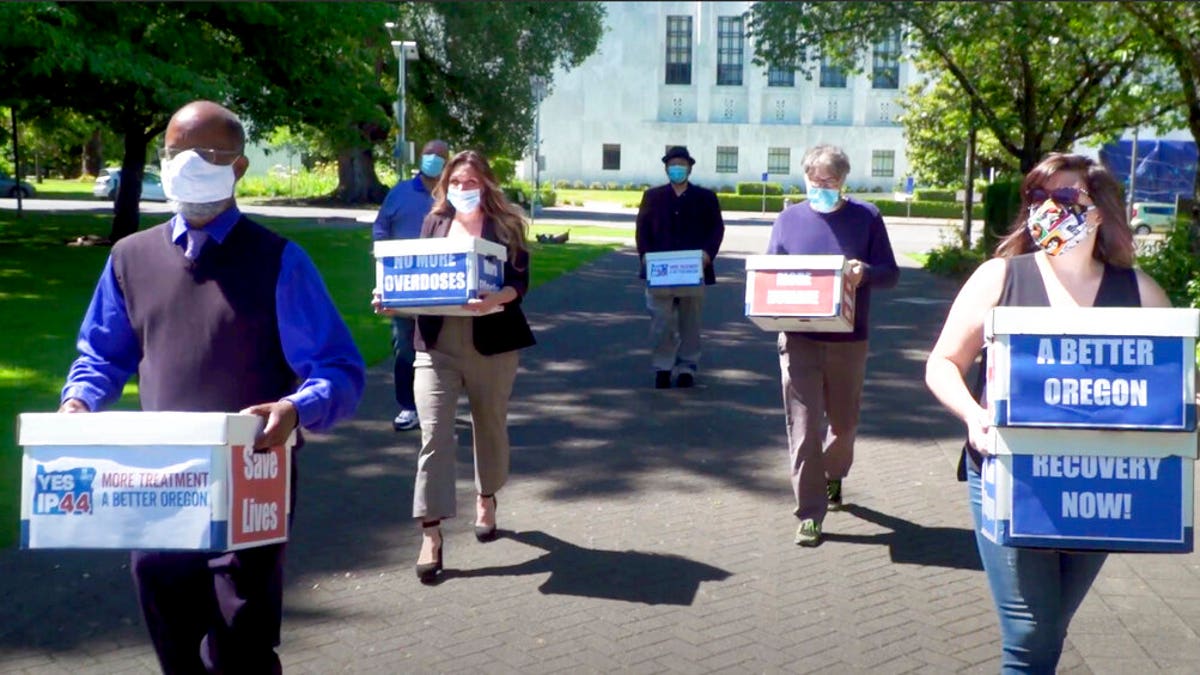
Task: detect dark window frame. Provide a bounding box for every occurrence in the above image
[665,15,693,85]
[767,147,790,175]
[871,150,895,177]
[819,54,847,88]
[716,16,744,86]
[716,146,739,173]
[872,30,901,89]
[602,144,621,171]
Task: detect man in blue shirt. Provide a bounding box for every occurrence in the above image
[373,139,450,431]
[59,100,365,673]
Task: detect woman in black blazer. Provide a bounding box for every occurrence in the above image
[389,150,535,583]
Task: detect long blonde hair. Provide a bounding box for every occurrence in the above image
[430,150,529,265]
[995,153,1134,267]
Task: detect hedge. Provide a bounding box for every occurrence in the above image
[713,194,984,218]
[735,181,784,196]
[717,193,787,211]
[913,189,957,203]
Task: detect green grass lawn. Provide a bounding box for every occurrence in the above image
[0,209,617,548]
[19,178,97,200]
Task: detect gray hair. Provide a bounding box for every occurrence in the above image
[801,145,851,180]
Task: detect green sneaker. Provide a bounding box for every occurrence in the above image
[795,519,822,547]
[827,479,843,509]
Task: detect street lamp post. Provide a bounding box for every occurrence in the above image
[529,75,548,227]
[384,22,418,176]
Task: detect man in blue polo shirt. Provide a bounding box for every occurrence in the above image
[373,139,450,431]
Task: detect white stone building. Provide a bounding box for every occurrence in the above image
[522,1,916,192]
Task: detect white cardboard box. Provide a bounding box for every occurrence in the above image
[18,412,294,551]
[644,249,705,288]
[744,254,854,332]
[374,237,506,316]
[981,426,1197,552]
[985,307,1199,430]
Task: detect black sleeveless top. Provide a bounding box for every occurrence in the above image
[959,253,1142,478]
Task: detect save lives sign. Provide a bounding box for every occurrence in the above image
[19,412,292,551]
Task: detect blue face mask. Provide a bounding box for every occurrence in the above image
[420,154,446,178]
[667,165,689,185]
[806,186,841,213]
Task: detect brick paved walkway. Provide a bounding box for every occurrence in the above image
[3,228,1200,673]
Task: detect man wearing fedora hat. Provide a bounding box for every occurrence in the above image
[635,145,725,389]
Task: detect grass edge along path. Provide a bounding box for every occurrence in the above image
[0,210,619,548]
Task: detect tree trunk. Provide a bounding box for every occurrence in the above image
[83,128,103,177]
[108,130,149,243]
[10,107,21,217]
[962,111,977,248]
[334,148,388,203]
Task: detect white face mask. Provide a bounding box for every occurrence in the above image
[161,150,237,204]
[448,187,482,215]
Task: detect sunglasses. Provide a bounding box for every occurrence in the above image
[1027,186,1089,206]
[158,147,243,166]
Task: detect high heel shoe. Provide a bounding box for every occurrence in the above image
[415,521,443,583]
[474,494,498,542]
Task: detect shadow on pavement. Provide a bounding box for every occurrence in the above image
[825,503,983,571]
[446,529,731,606]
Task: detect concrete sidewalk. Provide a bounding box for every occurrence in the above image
[2,236,1199,673]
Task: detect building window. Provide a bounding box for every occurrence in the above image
[767,64,795,87]
[602,144,621,171]
[665,16,693,85]
[872,29,901,89]
[716,16,744,86]
[820,55,847,88]
[716,146,738,173]
[768,148,790,175]
[872,150,895,177]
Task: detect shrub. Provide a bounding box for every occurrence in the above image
[490,157,516,185]
[914,189,957,202]
[573,180,586,189]
[736,182,784,196]
[716,193,786,212]
[623,182,637,191]
[639,183,651,191]
[1137,212,1200,309]
[605,182,620,190]
[924,238,987,280]
[787,184,802,195]
[719,184,736,194]
[554,179,570,189]
[589,181,605,190]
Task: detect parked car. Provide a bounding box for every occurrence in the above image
[1130,201,1176,235]
[0,171,36,198]
[92,168,168,201]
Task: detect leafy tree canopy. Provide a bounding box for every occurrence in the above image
[747,1,1182,173]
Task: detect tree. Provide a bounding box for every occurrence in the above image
[898,73,1015,188]
[392,2,606,163]
[1119,1,1200,219]
[1,2,397,241]
[747,2,1181,174]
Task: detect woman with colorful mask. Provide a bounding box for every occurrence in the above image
[924,152,1172,671]
[375,150,535,584]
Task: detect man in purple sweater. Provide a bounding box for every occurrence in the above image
[766,144,899,547]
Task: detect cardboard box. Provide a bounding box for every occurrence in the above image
[980,426,1197,552]
[18,412,293,551]
[986,307,1199,430]
[644,249,705,288]
[374,237,506,316]
[743,254,854,332]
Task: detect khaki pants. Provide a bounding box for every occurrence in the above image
[412,317,519,521]
[778,333,869,523]
[646,286,705,374]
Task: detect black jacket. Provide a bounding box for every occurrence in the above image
[413,213,536,356]
[634,183,725,285]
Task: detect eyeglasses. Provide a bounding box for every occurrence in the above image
[158,147,243,166]
[1027,186,1089,206]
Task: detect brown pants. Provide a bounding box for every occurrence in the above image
[412,317,520,521]
[778,333,869,523]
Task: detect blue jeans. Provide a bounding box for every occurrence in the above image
[967,467,1107,674]
[392,316,416,410]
